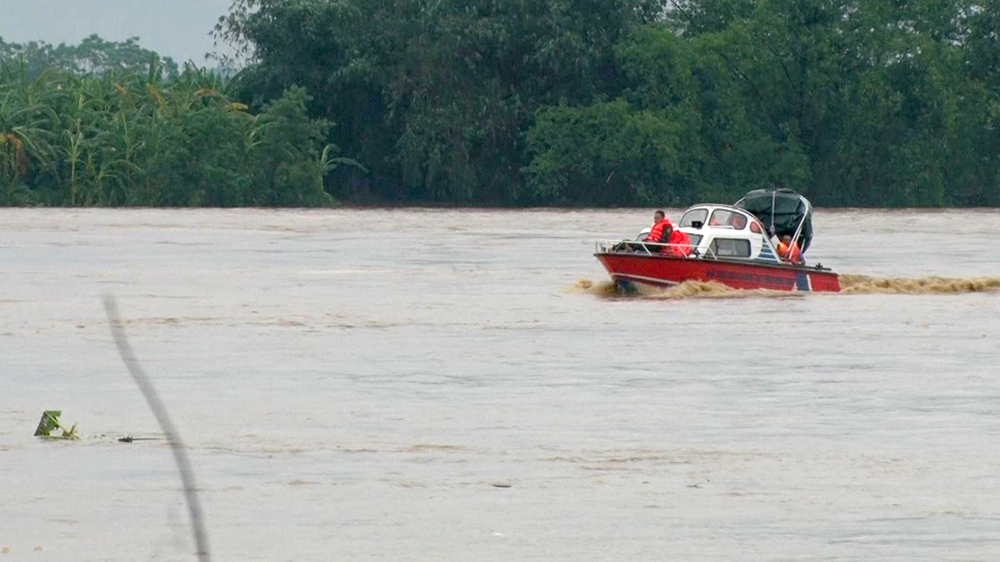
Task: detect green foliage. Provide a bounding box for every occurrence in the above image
[524,99,688,205]
[33,410,79,440]
[0,34,179,80]
[210,0,1000,207]
[218,0,667,203]
[8,1,1000,207]
[0,36,356,207]
[253,86,334,205]
[640,0,1000,207]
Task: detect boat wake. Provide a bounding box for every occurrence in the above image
[572,275,1000,299]
[570,278,794,299]
[840,274,1000,294]
[642,281,792,299]
[566,278,619,297]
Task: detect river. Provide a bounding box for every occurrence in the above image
[2,208,999,561]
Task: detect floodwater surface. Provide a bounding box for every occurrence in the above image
[2,208,1000,561]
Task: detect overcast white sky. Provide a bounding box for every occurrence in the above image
[0,0,236,63]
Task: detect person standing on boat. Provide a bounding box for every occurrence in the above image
[645,210,672,243]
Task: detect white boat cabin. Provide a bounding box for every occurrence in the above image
[636,204,784,263]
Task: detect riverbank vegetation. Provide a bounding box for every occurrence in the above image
[4,1,1000,207]
[0,36,360,206]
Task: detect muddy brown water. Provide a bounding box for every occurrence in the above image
[2,208,1000,561]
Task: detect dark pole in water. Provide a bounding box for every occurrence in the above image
[103,295,211,562]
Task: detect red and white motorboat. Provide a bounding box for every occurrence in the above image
[595,189,840,292]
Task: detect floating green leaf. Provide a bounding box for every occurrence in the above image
[33,410,79,440]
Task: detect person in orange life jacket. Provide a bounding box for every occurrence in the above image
[644,210,692,256]
[666,227,693,257]
[777,235,802,263]
[644,210,672,243]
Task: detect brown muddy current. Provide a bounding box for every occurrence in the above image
[2,208,1000,561]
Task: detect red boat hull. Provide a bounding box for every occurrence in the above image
[595,253,840,292]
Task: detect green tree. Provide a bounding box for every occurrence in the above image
[1,34,179,80]
[217,0,668,203]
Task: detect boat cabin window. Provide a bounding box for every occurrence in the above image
[679,209,708,228]
[708,209,748,230]
[710,238,751,258]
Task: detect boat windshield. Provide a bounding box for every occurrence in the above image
[708,209,748,230]
[679,208,708,227]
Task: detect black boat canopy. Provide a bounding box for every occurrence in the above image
[734,188,814,252]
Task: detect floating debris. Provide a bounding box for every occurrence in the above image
[117,435,166,443]
[33,410,79,440]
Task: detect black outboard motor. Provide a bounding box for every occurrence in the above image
[735,188,814,253]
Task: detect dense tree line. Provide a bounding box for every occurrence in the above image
[218,0,668,205]
[5,1,1000,207]
[216,0,1000,207]
[0,34,180,80]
